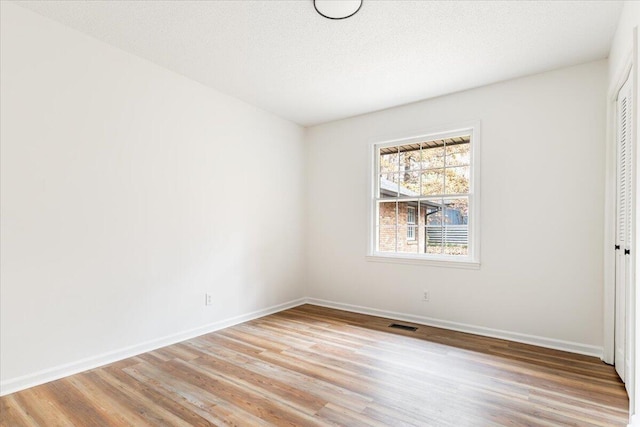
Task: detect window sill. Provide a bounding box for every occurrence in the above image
[365,254,480,269]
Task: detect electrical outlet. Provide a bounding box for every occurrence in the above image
[422,290,430,302]
[205,293,213,306]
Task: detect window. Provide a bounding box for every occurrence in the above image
[407,207,416,240]
[369,124,480,267]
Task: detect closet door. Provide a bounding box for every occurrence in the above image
[615,72,633,383]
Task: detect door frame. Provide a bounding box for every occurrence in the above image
[604,28,638,420]
[605,54,633,366]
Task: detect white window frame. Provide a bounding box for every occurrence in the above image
[366,122,481,269]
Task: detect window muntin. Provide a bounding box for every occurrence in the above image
[373,130,477,262]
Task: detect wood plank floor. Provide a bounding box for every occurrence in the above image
[0,304,629,426]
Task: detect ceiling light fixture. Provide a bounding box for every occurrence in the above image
[314,0,362,20]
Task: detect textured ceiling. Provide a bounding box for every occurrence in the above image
[16,1,622,126]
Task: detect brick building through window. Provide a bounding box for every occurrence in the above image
[374,133,472,258]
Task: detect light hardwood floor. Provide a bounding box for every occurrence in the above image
[0,304,629,426]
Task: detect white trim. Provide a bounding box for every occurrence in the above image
[629,413,640,427]
[605,30,639,427]
[631,25,640,424]
[1,295,608,397]
[306,298,603,358]
[367,121,481,265]
[365,254,480,269]
[604,52,634,367]
[0,298,307,396]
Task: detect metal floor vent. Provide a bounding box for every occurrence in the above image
[388,323,418,332]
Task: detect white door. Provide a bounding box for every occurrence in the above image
[615,72,633,383]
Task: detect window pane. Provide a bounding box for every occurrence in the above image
[444,166,470,194]
[378,201,397,227]
[421,169,444,196]
[445,141,470,166]
[407,207,416,224]
[417,201,430,254]
[421,146,445,169]
[398,224,419,253]
[443,242,468,256]
[443,198,469,256]
[379,173,399,198]
[399,146,421,171]
[407,225,416,240]
[426,244,443,255]
[400,171,420,196]
[443,198,469,225]
[395,202,417,253]
[378,200,397,253]
[378,227,396,252]
[405,204,417,245]
[380,148,399,174]
[423,199,443,254]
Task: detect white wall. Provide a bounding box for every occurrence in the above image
[0,3,305,394]
[306,60,607,351]
[0,0,619,398]
[609,1,639,84]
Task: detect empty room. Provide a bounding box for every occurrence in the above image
[1,0,639,425]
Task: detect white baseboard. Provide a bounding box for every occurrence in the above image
[305,298,604,358]
[0,298,306,396]
[0,296,606,396]
[629,413,640,427]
